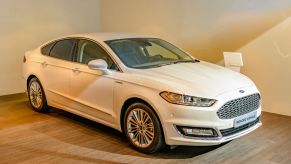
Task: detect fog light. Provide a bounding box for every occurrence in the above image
[176,126,218,138]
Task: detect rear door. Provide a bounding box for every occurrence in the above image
[41,39,76,107]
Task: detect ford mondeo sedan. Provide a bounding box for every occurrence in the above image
[23,33,262,153]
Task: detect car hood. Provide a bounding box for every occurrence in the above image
[129,61,255,98]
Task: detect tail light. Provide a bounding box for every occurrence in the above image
[23,55,26,63]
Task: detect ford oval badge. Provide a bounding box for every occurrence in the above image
[239,90,245,93]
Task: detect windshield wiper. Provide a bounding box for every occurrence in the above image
[156,62,176,67]
[153,59,200,68]
[173,59,200,64]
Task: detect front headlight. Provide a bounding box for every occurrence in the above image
[160,91,217,107]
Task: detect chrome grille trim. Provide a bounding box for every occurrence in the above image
[217,93,261,119]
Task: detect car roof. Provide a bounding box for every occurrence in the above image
[65,32,154,42]
[39,32,158,49]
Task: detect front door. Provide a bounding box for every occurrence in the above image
[69,39,119,124]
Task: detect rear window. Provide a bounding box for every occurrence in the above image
[41,42,55,55]
[49,39,75,61]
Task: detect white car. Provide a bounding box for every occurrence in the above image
[23,33,262,153]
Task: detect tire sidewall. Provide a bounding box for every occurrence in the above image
[28,78,47,112]
[123,102,164,153]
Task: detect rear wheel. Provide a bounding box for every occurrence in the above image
[123,102,165,153]
[28,77,49,113]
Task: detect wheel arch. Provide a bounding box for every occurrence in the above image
[26,74,47,97]
[120,97,165,138]
[27,74,37,89]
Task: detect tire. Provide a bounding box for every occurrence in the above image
[28,77,50,113]
[123,102,166,153]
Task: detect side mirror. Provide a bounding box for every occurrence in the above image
[88,59,110,75]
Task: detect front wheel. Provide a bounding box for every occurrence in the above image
[123,103,165,153]
[28,77,50,113]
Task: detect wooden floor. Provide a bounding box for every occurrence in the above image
[0,94,291,164]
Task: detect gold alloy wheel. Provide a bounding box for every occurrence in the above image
[29,81,43,109]
[127,108,155,148]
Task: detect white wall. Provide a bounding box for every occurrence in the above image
[239,17,291,116]
[0,0,100,96]
[100,0,291,63]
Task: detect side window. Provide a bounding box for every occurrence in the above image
[49,39,75,61]
[75,39,117,70]
[41,42,55,55]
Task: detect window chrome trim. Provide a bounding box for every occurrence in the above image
[40,36,123,73]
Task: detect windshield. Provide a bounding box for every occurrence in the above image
[105,38,194,69]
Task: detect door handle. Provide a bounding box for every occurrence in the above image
[41,61,48,67]
[73,68,81,73]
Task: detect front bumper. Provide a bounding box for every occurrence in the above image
[157,86,262,146]
[169,116,262,146]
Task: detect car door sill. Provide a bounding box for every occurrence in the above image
[47,89,113,118]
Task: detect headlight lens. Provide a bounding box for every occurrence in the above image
[160,91,217,107]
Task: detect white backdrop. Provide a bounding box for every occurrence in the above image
[0,0,100,96]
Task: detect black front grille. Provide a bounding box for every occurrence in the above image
[217,93,261,119]
[220,117,260,137]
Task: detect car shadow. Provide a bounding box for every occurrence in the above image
[153,143,228,159]
[44,107,228,159]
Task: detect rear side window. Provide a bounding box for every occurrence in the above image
[41,42,55,55]
[50,39,75,61]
